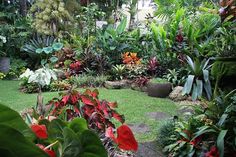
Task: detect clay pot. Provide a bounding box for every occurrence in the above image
[147,82,172,98]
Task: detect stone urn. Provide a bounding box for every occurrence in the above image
[0,57,10,73]
[147,82,172,98]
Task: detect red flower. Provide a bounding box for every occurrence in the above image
[36,144,56,157]
[70,61,81,73]
[176,33,184,42]
[190,136,202,146]
[106,125,138,151]
[205,146,220,157]
[31,124,48,139]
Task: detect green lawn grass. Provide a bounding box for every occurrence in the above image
[0,80,177,142]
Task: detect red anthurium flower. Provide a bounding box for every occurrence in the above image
[205,146,219,157]
[106,125,138,151]
[116,125,138,151]
[31,124,48,139]
[36,144,56,157]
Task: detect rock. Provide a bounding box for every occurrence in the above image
[104,80,130,89]
[169,86,187,101]
[136,141,164,157]
[147,112,170,120]
[128,123,150,134]
[147,83,172,98]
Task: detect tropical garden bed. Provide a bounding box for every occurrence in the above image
[0,0,236,157]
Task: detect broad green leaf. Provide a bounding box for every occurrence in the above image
[217,114,228,127]
[62,127,82,157]
[182,75,194,95]
[186,56,194,72]
[193,126,216,140]
[196,79,203,98]
[52,42,63,51]
[79,130,107,157]
[68,118,88,134]
[117,17,127,34]
[217,130,227,157]
[0,104,34,139]
[49,56,58,63]
[203,70,209,82]
[48,119,67,140]
[0,124,48,157]
[204,80,212,100]
[192,84,198,101]
[43,47,53,54]
[35,48,43,54]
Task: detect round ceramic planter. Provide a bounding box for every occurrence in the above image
[147,82,172,98]
[0,57,10,73]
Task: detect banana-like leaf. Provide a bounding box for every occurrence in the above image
[217,130,228,157]
[116,17,127,35]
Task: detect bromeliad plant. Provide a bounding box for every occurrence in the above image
[47,88,138,156]
[182,56,212,101]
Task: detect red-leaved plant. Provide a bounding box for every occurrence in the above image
[69,61,82,75]
[147,57,159,76]
[47,88,138,156]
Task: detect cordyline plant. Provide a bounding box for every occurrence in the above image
[47,88,138,156]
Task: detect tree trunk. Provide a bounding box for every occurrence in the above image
[19,0,27,16]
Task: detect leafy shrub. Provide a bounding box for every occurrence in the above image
[126,64,147,79]
[157,120,178,148]
[162,90,236,157]
[111,64,126,80]
[73,74,108,87]
[47,89,138,156]
[164,68,187,87]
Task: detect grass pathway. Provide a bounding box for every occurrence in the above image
[0,80,177,143]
